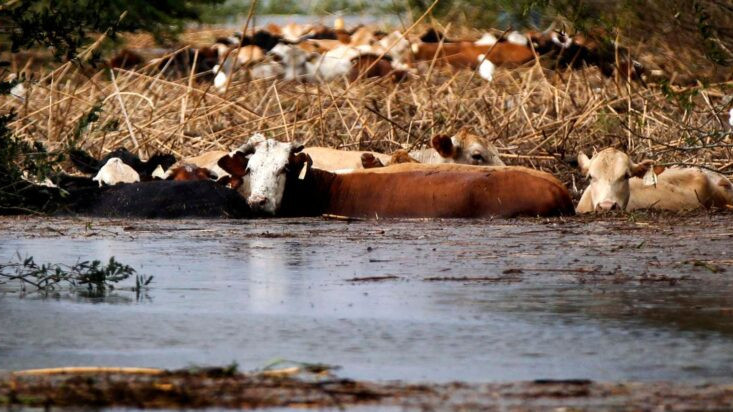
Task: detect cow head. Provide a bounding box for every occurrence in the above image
[431,128,505,166]
[268,44,318,81]
[219,134,307,215]
[577,148,654,211]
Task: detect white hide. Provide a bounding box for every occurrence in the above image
[250,60,285,80]
[151,164,169,180]
[477,54,495,82]
[7,74,26,102]
[92,158,140,187]
[213,64,229,92]
[506,31,529,46]
[475,33,498,46]
[307,45,360,81]
[377,31,411,64]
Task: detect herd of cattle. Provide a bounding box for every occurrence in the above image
[50,128,732,219]
[111,19,647,88]
[26,20,726,219]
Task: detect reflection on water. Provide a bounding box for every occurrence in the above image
[1,217,732,382]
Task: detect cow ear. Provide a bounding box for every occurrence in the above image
[290,142,305,153]
[577,152,591,176]
[238,133,266,155]
[290,153,313,179]
[361,153,384,168]
[217,175,232,186]
[630,159,654,178]
[432,135,455,158]
[217,152,249,177]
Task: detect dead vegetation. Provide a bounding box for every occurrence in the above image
[3,367,733,410]
[1,26,731,190]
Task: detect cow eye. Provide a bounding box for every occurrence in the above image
[244,167,251,175]
[471,153,485,162]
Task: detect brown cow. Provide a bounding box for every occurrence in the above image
[276,161,575,218]
[412,41,536,69]
[166,164,217,182]
[348,53,406,82]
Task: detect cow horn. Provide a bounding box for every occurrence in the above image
[237,133,266,155]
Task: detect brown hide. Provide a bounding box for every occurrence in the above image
[413,42,535,68]
[167,164,216,181]
[288,164,574,218]
[348,54,404,81]
[388,150,419,164]
[108,49,144,69]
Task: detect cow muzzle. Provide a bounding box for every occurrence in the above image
[596,200,621,211]
[247,195,269,210]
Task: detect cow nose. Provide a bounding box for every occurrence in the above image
[248,195,268,208]
[598,200,620,211]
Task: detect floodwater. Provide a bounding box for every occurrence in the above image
[1,214,732,383]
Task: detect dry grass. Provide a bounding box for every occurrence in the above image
[2,30,732,190]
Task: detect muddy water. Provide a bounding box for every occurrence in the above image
[1,215,732,382]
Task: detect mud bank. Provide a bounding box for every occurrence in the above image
[2,368,733,410]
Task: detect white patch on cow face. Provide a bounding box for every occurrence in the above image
[447,131,504,166]
[268,44,310,81]
[578,149,641,211]
[245,139,297,214]
[551,31,572,49]
[729,107,733,128]
[93,157,140,187]
[379,31,410,61]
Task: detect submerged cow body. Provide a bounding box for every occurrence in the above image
[278,163,574,218]
[68,180,249,219]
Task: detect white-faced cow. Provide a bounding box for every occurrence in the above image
[576,148,732,212]
[217,134,308,215]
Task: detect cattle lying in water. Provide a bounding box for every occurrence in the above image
[576,148,733,212]
[219,143,573,217]
[216,134,307,214]
[67,180,250,218]
[303,129,504,172]
[280,162,575,218]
